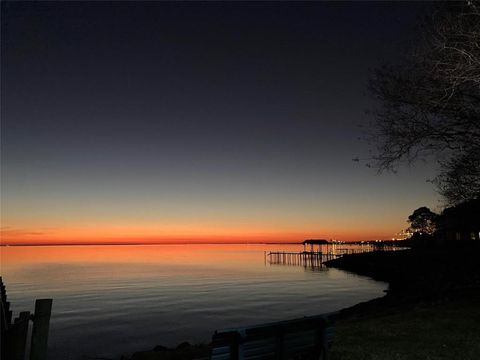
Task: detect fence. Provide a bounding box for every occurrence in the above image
[1,277,52,360]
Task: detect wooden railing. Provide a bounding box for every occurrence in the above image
[211,312,338,360]
[1,277,53,360]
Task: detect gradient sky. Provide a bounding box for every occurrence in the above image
[1,1,440,244]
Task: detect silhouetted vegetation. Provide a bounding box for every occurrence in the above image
[407,207,437,235]
[368,1,480,205]
[403,199,480,244]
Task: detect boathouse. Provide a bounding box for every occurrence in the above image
[302,239,331,252]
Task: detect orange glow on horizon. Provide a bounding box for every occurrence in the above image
[1,222,395,245]
[1,243,276,267]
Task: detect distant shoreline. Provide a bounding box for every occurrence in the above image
[2,242,301,247]
[0,240,392,247]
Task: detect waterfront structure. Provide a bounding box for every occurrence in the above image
[436,199,480,242]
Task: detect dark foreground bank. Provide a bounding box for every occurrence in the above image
[123,243,480,360]
[329,291,480,360]
[325,243,480,309]
[324,243,480,360]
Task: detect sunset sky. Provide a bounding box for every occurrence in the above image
[1,2,439,245]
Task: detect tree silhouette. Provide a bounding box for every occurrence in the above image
[368,1,480,205]
[408,207,438,235]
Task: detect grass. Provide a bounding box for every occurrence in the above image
[330,295,480,360]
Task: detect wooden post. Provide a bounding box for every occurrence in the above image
[1,283,6,304]
[1,304,7,360]
[9,311,31,360]
[30,299,53,360]
[7,302,13,325]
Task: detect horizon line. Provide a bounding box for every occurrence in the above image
[0,239,391,247]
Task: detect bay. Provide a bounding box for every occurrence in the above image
[1,244,386,360]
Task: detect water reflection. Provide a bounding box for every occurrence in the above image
[1,244,387,360]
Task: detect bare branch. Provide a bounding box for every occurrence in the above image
[367,1,480,205]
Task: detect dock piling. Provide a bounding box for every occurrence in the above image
[11,311,31,360]
[1,277,53,360]
[30,299,53,360]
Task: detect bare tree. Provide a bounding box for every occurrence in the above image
[368,1,480,205]
[436,149,480,204]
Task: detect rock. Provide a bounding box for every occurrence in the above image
[175,342,191,350]
[153,345,169,352]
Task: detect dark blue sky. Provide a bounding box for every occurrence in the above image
[2,2,439,243]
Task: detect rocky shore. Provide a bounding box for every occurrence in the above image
[122,342,210,360]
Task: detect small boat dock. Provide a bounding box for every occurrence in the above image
[266,239,374,269]
[267,251,335,268]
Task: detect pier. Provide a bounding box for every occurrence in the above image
[266,239,384,269]
[266,251,337,269]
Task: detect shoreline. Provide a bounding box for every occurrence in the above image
[123,244,480,359]
[325,245,480,315]
[324,244,480,359]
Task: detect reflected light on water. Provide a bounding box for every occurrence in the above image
[1,244,386,360]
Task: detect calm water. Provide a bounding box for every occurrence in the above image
[1,244,386,359]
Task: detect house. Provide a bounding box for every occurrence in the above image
[436,198,480,242]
